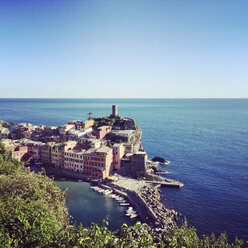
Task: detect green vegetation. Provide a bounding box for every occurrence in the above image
[93,117,131,130]
[93,117,116,129]
[0,142,245,247]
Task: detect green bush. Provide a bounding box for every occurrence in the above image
[165,219,244,248]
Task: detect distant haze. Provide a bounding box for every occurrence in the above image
[0,0,247,98]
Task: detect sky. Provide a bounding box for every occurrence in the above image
[0,0,247,98]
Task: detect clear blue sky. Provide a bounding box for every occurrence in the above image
[0,0,247,98]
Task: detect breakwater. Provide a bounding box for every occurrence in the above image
[145,180,184,188]
[100,177,181,235]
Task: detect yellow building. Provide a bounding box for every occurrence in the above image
[51,143,65,168]
[40,143,54,165]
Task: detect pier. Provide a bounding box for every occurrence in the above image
[100,183,157,225]
[100,177,180,229]
[145,180,184,188]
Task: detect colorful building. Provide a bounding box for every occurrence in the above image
[2,140,28,162]
[40,143,54,165]
[19,139,45,161]
[63,146,85,173]
[83,146,113,179]
[93,126,112,140]
[78,137,101,150]
[51,143,65,168]
[112,143,125,170]
[75,120,94,130]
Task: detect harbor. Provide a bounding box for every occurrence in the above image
[98,177,181,234]
[56,175,182,235]
[55,180,138,230]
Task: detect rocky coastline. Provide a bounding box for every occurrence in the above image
[138,185,180,237]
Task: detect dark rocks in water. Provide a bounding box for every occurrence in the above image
[152,156,168,164]
[151,165,165,173]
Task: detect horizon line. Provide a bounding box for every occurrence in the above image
[0,97,247,100]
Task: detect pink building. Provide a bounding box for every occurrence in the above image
[112,143,125,170]
[83,146,113,179]
[7,145,28,161]
[93,126,112,140]
[18,140,45,161]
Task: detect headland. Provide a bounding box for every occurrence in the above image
[0,105,183,234]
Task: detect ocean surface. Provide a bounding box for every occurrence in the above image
[0,98,247,242]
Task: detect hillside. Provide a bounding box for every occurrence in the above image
[0,142,244,247]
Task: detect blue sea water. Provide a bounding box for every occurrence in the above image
[0,98,247,242]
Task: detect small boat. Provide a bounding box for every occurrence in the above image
[126,207,136,216]
[117,198,125,201]
[120,203,130,206]
[126,207,133,212]
[91,186,99,191]
[78,180,82,182]
[115,197,124,201]
[125,211,137,216]
[104,190,113,195]
[130,213,139,219]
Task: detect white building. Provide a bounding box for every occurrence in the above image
[63,146,85,173]
[0,127,10,139]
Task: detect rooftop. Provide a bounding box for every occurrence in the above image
[96,146,111,153]
[65,148,85,155]
[113,130,133,135]
[84,146,112,155]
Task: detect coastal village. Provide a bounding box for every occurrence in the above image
[0,105,148,180]
[0,105,183,236]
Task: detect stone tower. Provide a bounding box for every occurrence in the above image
[88,112,93,120]
[112,105,118,117]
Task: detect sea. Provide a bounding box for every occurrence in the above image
[0,98,247,242]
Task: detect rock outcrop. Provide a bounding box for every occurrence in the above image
[152,156,169,164]
[0,120,16,128]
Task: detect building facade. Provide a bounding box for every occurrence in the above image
[63,148,84,173]
[51,143,65,168]
[40,143,54,165]
[83,146,113,179]
[94,126,112,140]
[112,143,125,170]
